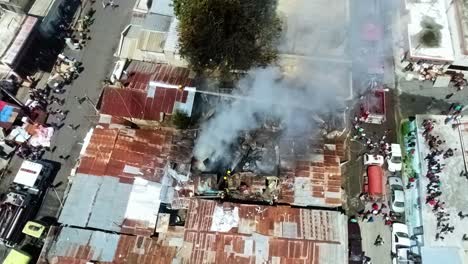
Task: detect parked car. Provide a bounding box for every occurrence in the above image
[364,153,385,166]
[388,144,402,172]
[391,223,411,258]
[388,176,405,214]
[348,219,363,264]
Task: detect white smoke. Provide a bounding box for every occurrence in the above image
[193,0,396,166]
[194,65,344,164]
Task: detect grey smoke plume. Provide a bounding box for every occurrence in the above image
[194,64,345,165]
[193,0,395,166]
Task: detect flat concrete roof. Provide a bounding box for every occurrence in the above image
[406,0,454,62]
[415,115,468,251]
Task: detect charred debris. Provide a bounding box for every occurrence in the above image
[190,114,346,205]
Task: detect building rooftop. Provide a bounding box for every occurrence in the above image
[77,128,194,183]
[406,0,454,62]
[44,226,120,263]
[2,15,38,66]
[58,174,161,236]
[0,11,25,59]
[39,226,184,264]
[415,115,468,260]
[122,61,194,91]
[181,199,347,264]
[149,0,174,17]
[99,85,195,121]
[278,139,343,207]
[28,0,55,17]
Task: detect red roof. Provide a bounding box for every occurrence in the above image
[77,128,194,183]
[278,140,343,207]
[99,86,189,121]
[122,61,193,91]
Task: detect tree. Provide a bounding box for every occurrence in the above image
[172,110,191,129]
[173,0,282,74]
[418,16,442,48]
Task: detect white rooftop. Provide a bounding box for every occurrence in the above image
[415,115,468,258]
[149,0,174,17]
[28,0,55,17]
[406,0,454,61]
[14,160,43,187]
[0,11,25,58]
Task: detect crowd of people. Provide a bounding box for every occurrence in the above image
[444,103,464,125]
[356,201,398,226]
[352,116,392,157]
[421,118,456,241]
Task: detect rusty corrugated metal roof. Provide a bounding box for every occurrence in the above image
[99,86,192,121]
[77,128,194,183]
[122,61,193,91]
[185,200,344,241]
[181,200,347,264]
[278,140,343,208]
[38,226,182,264]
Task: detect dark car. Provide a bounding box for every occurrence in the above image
[348,219,364,264]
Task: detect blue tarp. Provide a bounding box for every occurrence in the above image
[0,106,14,122]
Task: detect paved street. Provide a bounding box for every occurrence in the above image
[360,218,392,263]
[1,0,136,221]
[38,0,137,218]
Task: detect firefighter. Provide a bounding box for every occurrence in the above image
[223,169,231,180]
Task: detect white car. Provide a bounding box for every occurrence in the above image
[388,144,403,172]
[391,223,411,264]
[388,177,405,214]
[364,154,385,166]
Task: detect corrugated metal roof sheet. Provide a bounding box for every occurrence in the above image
[58,174,131,232]
[59,174,162,236]
[122,61,194,91]
[181,200,347,264]
[185,200,345,242]
[100,86,195,120]
[278,140,343,207]
[41,226,182,264]
[77,128,194,183]
[47,227,120,263]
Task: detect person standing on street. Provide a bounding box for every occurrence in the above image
[374,235,384,246]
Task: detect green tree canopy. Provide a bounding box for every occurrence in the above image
[173,0,282,74]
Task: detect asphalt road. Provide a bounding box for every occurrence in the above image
[1,0,137,222]
[38,0,137,219]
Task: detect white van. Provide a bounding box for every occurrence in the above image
[388,144,402,172]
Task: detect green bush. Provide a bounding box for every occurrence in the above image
[172,110,191,129]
